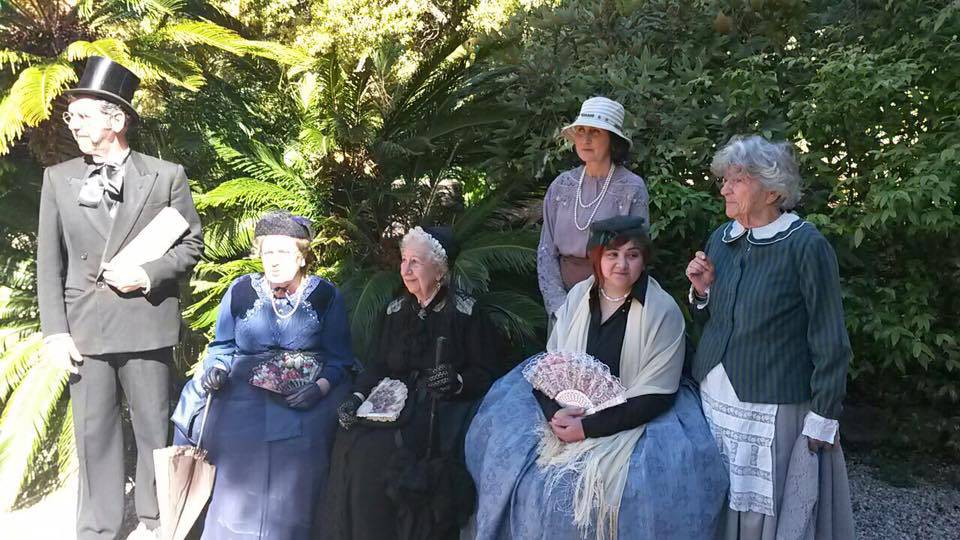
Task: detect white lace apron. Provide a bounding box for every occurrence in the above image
[700,363,777,516]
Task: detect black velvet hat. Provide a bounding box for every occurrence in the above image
[422,225,459,263]
[254,211,314,240]
[63,56,140,119]
[586,216,649,252]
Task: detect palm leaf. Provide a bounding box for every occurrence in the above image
[56,405,76,487]
[342,269,402,359]
[477,290,546,344]
[0,354,70,510]
[453,231,538,293]
[0,332,42,403]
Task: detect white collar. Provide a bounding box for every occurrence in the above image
[728,212,799,240]
[90,148,132,167]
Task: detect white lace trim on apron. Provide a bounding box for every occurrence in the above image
[700,363,778,516]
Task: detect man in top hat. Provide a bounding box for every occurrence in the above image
[37,56,203,540]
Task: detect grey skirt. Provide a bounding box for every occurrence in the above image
[719,403,856,540]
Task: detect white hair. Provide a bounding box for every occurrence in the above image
[711,134,803,210]
[400,227,450,281]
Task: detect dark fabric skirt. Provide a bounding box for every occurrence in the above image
[322,392,479,540]
[186,354,349,540]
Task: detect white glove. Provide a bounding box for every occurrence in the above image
[44,334,83,374]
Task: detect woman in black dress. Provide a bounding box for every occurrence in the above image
[324,226,507,540]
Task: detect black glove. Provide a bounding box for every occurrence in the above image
[285,382,326,410]
[337,394,364,429]
[201,366,229,393]
[424,363,461,397]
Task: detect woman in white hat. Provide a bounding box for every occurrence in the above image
[537,96,650,320]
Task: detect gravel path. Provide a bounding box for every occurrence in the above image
[1,452,958,539]
[848,454,960,540]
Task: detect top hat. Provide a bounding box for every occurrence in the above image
[63,56,140,119]
[561,96,632,148]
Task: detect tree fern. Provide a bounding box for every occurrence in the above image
[0,50,43,71]
[64,38,131,63]
[0,62,77,153]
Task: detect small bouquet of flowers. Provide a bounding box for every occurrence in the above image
[248,351,323,394]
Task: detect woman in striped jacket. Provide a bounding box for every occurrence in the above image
[685,135,855,540]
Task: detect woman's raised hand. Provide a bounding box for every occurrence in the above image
[685,251,715,296]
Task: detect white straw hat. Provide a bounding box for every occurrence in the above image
[561,96,632,148]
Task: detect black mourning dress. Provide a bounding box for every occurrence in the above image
[323,286,508,540]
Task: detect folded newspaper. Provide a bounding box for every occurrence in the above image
[108,206,190,267]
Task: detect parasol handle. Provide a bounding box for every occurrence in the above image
[196,393,213,450]
[426,336,446,460]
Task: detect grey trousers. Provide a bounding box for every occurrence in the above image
[71,348,171,540]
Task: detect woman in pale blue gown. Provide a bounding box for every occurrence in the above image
[466,216,727,539]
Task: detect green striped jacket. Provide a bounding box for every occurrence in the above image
[691,216,851,420]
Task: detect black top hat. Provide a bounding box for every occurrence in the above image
[63,56,140,119]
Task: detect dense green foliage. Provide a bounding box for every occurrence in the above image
[0,0,958,507]
[477,0,959,413]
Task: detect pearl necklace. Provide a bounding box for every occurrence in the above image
[599,287,628,302]
[573,164,616,231]
[268,277,305,320]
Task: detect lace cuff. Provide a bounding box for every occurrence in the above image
[688,285,710,310]
[801,410,839,444]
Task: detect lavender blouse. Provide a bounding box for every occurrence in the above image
[537,165,650,315]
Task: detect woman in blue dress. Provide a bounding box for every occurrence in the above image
[466,216,728,540]
[172,211,354,539]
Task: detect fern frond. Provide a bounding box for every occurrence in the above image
[0,62,77,154]
[184,259,262,332]
[0,355,70,511]
[64,39,131,63]
[0,51,43,71]
[193,177,301,213]
[160,20,250,56]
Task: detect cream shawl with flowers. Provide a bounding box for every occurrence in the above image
[541,275,685,539]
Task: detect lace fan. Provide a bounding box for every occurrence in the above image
[522,351,627,414]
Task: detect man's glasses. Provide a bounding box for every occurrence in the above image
[62,110,118,126]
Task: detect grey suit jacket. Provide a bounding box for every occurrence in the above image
[37,151,204,355]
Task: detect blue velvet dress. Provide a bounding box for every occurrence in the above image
[172,273,354,539]
[465,361,729,540]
